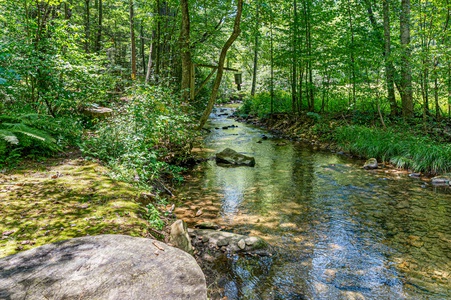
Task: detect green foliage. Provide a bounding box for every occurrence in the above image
[144,204,165,230]
[238,91,292,117]
[0,114,83,167]
[81,85,196,186]
[335,125,451,174]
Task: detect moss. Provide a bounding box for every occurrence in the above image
[0,156,156,258]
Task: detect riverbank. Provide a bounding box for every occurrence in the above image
[234,108,451,177]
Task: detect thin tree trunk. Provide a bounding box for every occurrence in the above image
[95,0,102,52]
[383,0,398,115]
[400,0,414,117]
[292,0,298,113]
[198,0,243,129]
[130,0,137,80]
[347,0,356,106]
[270,13,274,114]
[85,0,90,53]
[179,0,192,102]
[145,37,154,84]
[140,21,146,74]
[251,0,259,97]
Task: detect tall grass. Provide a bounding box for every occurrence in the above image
[335,125,451,174]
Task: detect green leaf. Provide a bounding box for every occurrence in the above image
[0,130,19,145]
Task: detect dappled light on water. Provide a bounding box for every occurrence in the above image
[176,107,451,299]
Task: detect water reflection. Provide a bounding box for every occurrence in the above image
[176,107,451,299]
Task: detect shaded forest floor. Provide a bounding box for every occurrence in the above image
[0,151,168,258]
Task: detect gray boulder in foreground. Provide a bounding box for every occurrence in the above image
[0,234,207,300]
[216,148,255,167]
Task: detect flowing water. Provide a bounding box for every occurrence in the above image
[175,107,451,300]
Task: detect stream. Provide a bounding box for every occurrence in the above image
[175,106,451,299]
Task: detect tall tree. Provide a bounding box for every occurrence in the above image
[251,0,260,97]
[400,0,414,117]
[383,0,398,115]
[130,0,137,80]
[179,0,192,102]
[198,0,244,129]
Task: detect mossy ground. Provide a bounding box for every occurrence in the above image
[0,152,155,258]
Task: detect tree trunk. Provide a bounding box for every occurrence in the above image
[85,0,90,53]
[347,0,356,106]
[306,0,314,111]
[251,0,259,97]
[291,0,298,113]
[179,0,192,102]
[400,0,414,117]
[198,0,243,129]
[270,13,275,114]
[145,36,154,84]
[383,0,398,115]
[95,0,102,53]
[129,0,137,80]
[140,22,146,74]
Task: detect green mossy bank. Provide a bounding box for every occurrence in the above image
[0,153,166,258]
[236,104,451,176]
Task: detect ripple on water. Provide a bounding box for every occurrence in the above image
[176,107,451,299]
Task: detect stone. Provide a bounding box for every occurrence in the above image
[216,238,229,247]
[0,234,207,300]
[237,239,246,250]
[169,220,194,254]
[244,236,260,246]
[82,106,113,118]
[363,158,378,170]
[189,229,269,254]
[431,176,451,185]
[215,148,255,167]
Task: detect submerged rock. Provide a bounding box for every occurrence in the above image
[215,148,255,167]
[189,229,269,254]
[363,158,378,170]
[0,234,207,300]
[431,176,451,186]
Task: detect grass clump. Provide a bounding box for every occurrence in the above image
[335,125,451,174]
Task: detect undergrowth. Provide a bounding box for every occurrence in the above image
[335,125,451,174]
[80,85,197,189]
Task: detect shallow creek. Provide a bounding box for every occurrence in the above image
[175,107,451,299]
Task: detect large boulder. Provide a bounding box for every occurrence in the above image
[0,234,207,300]
[215,148,255,167]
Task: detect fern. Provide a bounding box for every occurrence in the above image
[0,115,59,152]
[3,123,56,143]
[0,129,19,145]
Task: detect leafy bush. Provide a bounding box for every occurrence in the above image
[0,113,82,167]
[145,204,165,230]
[81,85,197,186]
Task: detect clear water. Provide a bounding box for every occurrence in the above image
[175,107,451,299]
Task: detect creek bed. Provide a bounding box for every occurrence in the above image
[175,107,451,299]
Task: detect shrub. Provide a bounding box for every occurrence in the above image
[81,85,197,186]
